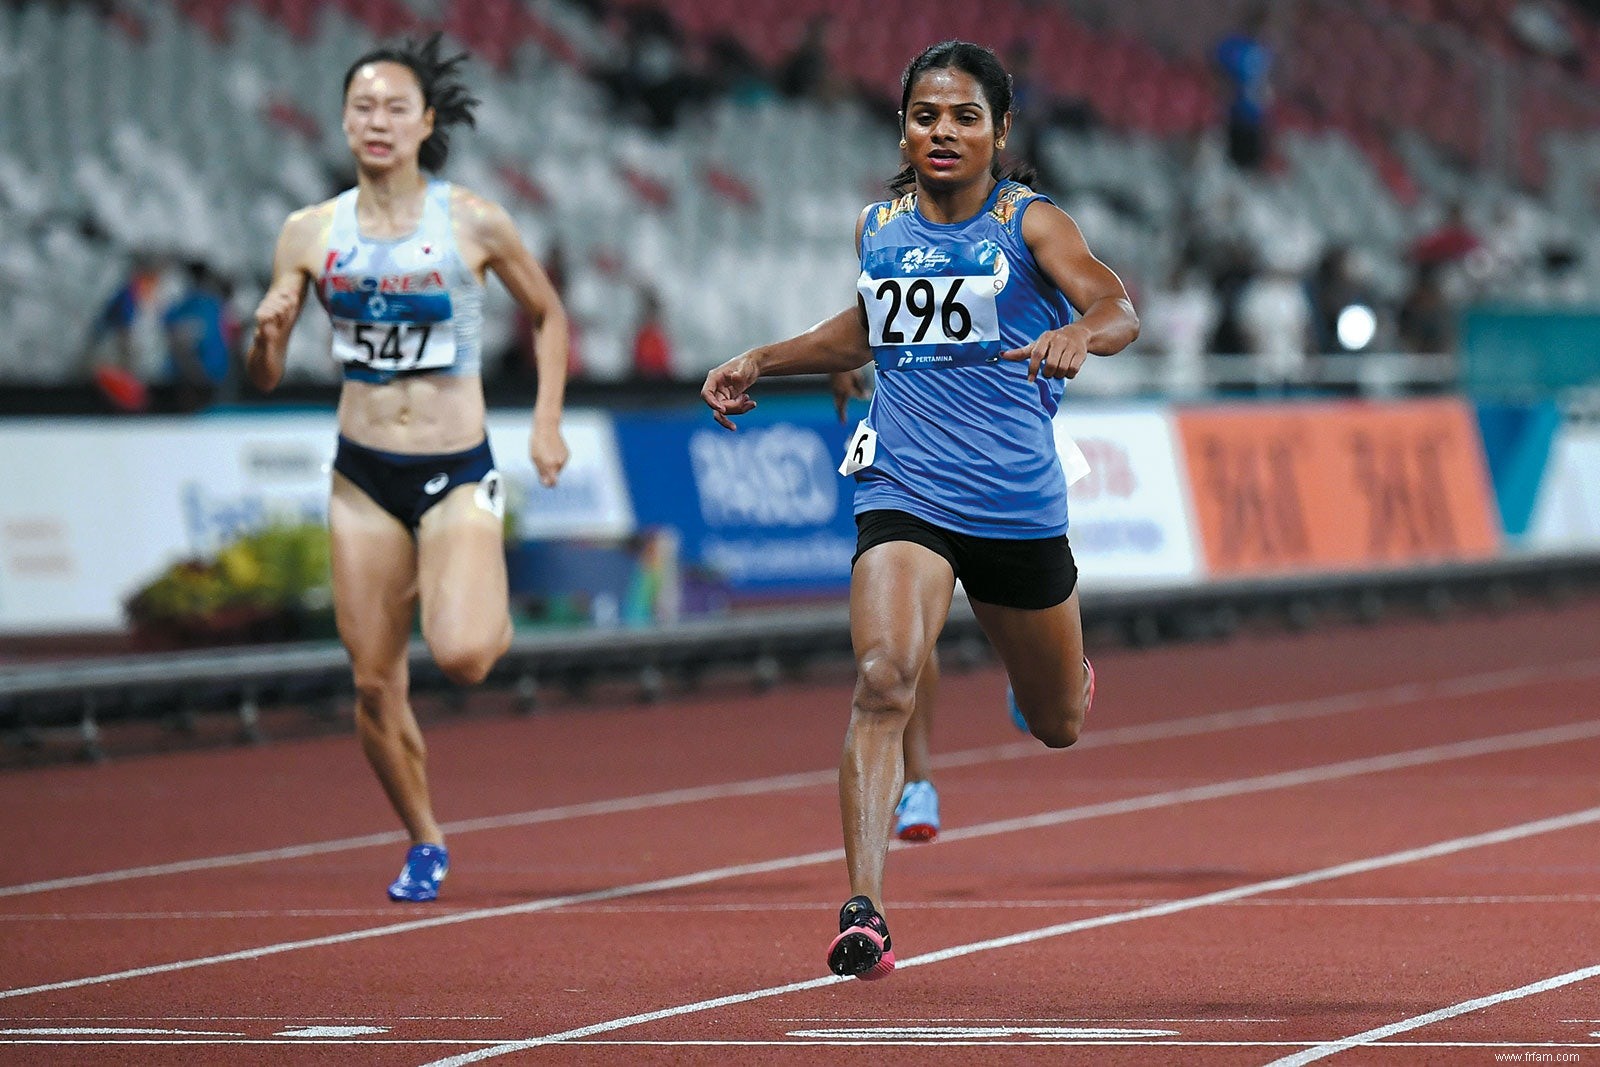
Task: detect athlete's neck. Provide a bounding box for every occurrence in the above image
[914,176,997,225]
[354,168,430,238]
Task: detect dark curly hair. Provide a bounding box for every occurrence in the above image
[888,40,1036,195]
[343,33,479,173]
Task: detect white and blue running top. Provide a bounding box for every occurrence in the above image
[316,180,483,383]
[852,180,1076,538]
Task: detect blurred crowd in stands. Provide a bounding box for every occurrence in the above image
[30,0,1600,412]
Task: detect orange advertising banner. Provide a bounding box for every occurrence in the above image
[1176,398,1500,577]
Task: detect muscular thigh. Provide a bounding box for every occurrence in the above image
[850,540,956,681]
[329,472,418,669]
[415,480,509,648]
[970,590,1085,709]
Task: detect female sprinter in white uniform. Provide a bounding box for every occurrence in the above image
[703,40,1138,978]
[246,35,570,902]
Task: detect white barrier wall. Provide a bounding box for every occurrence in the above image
[0,412,632,633]
[1054,406,1203,589]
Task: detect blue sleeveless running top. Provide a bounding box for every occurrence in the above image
[316,180,483,384]
[853,180,1076,537]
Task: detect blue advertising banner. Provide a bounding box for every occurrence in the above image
[1474,400,1561,540]
[613,408,856,597]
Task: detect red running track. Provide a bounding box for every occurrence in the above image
[3,600,1600,1065]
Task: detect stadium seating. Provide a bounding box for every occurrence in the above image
[1,0,1596,387]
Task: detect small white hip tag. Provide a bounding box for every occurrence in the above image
[1060,434,1091,487]
[839,419,878,476]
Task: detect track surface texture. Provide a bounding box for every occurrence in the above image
[4,599,1599,1065]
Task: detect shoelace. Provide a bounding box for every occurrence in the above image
[839,898,891,948]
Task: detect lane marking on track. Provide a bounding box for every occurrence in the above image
[1263,963,1600,1065]
[542,1041,1600,1048]
[3,1039,1600,1050]
[0,1016,498,1021]
[11,893,1600,922]
[0,1040,519,1047]
[6,718,1596,1003]
[0,1028,246,1036]
[774,1015,1289,1023]
[417,805,1600,1065]
[6,656,1599,901]
[784,1025,1182,1039]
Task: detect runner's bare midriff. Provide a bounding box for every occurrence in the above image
[337,372,486,454]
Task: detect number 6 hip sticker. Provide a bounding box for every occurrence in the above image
[839,420,878,476]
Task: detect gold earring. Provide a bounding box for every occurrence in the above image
[996,139,1006,149]
[899,139,907,149]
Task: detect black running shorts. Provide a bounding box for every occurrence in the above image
[852,509,1078,610]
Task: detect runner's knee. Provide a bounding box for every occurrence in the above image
[352,669,407,718]
[854,652,920,719]
[432,633,506,686]
[1034,705,1082,749]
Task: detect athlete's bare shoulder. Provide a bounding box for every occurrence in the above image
[274,197,337,271]
[447,183,513,238]
[284,196,338,232]
[447,183,520,270]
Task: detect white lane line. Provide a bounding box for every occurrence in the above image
[1,1016,499,1021]
[7,656,1596,901]
[12,893,1599,922]
[0,1040,518,1046]
[0,1028,246,1036]
[556,1041,1600,1048]
[773,1016,1290,1023]
[1263,964,1600,1065]
[416,805,1600,1065]
[4,1039,1600,1050]
[7,719,1600,1004]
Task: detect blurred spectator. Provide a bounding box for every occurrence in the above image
[1519,245,1588,305]
[1213,5,1274,171]
[1410,199,1490,312]
[162,260,238,411]
[1203,238,1257,357]
[86,252,171,411]
[1236,263,1312,391]
[1409,200,1481,267]
[1004,40,1047,180]
[705,33,772,107]
[1140,260,1219,396]
[775,16,840,104]
[1481,197,1544,285]
[630,287,675,381]
[595,7,703,130]
[1397,262,1455,354]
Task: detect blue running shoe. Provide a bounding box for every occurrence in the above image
[894,779,940,842]
[387,843,449,902]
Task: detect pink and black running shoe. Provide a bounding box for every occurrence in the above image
[827,895,896,980]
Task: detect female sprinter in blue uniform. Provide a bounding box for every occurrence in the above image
[246,35,570,902]
[703,40,1138,979]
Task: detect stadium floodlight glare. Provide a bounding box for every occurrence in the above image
[1336,304,1377,351]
